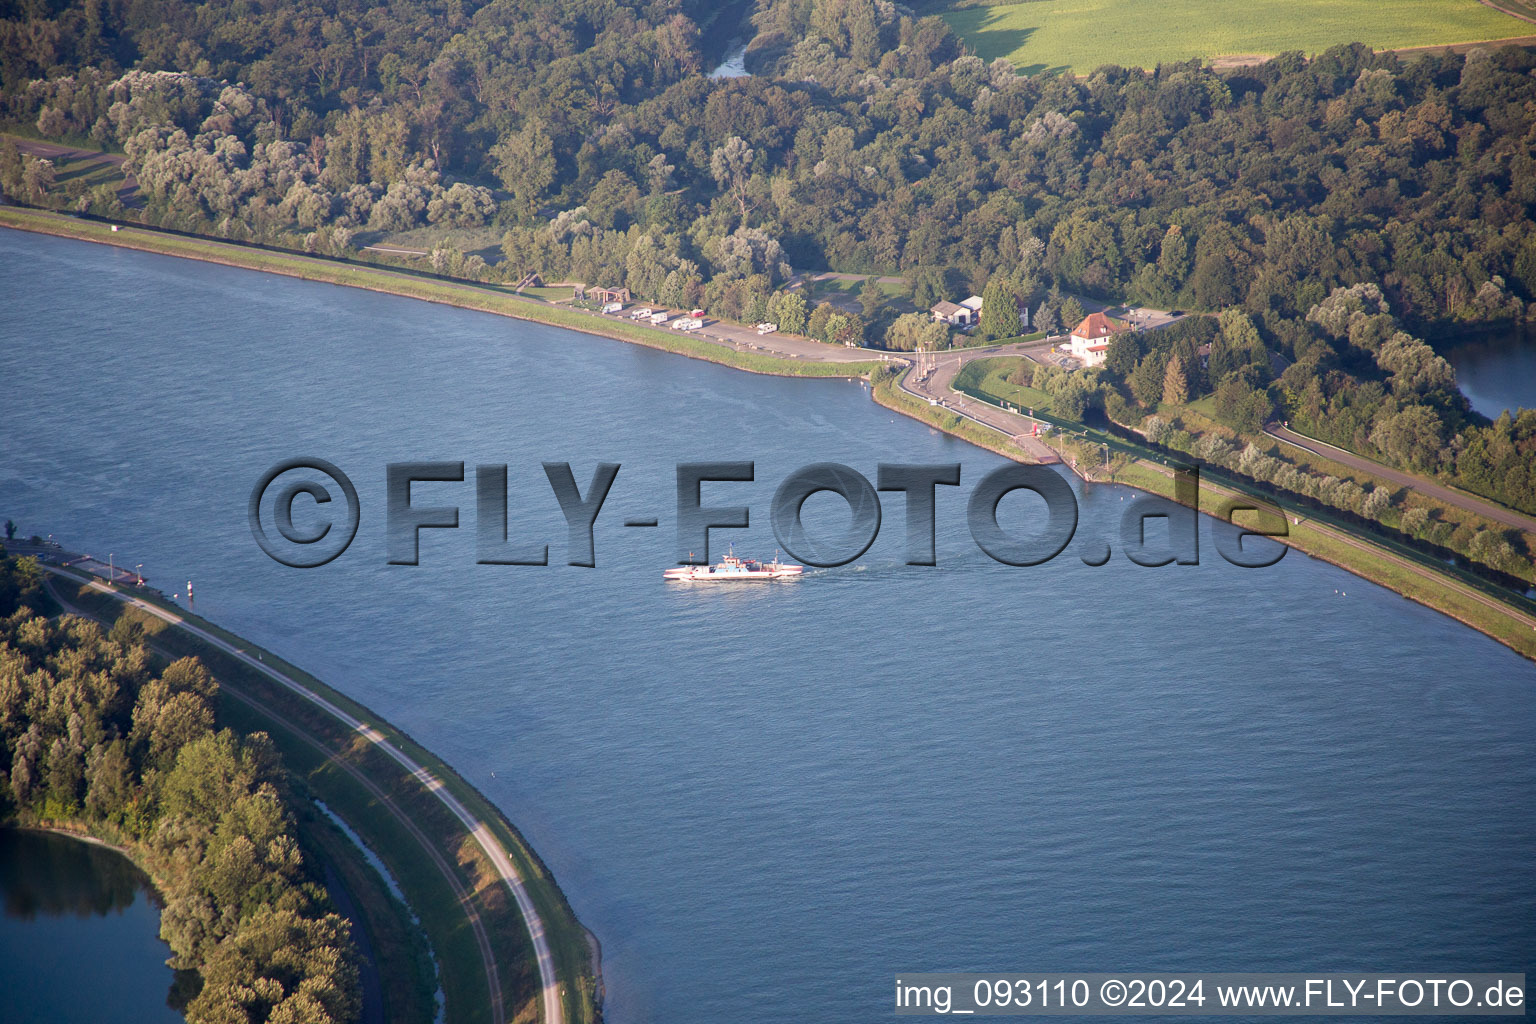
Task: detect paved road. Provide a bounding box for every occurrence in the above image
[43,571,505,1024]
[41,563,565,1024]
[896,338,1064,464]
[1265,423,1536,534]
[581,306,880,365]
[7,208,869,376]
[362,244,428,257]
[8,137,140,205]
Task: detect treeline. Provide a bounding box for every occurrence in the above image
[0,553,360,1024]
[2,0,1533,517]
[1028,280,1534,519]
[1143,421,1532,582]
[6,0,1535,335]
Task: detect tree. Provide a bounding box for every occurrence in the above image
[883,312,948,351]
[768,290,808,334]
[1162,353,1189,406]
[858,277,883,318]
[710,135,754,222]
[1034,301,1059,336]
[1105,332,1139,377]
[1059,295,1085,330]
[1361,486,1393,521]
[490,120,555,218]
[1369,405,1444,471]
[806,301,836,343]
[1129,351,1167,407]
[911,267,949,311]
[3,520,14,540]
[978,279,1021,341]
[1214,377,1274,434]
[85,740,134,819]
[645,153,675,193]
[21,156,55,202]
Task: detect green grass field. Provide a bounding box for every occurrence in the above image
[954,356,1055,412]
[943,0,1532,74]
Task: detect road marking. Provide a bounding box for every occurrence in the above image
[48,568,566,1024]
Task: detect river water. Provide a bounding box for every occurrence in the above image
[1,230,1533,1024]
[0,830,181,1023]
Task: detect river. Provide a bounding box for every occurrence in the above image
[1,230,1533,1024]
[0,829,182,1023]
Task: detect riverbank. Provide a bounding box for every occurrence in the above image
[0,207,880,381]
[873,375,1536,662]
[8,204,1535,667]
[41,563,599,1024]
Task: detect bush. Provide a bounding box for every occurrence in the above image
[1361,486,1393,521]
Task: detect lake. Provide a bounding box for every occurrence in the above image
[1441,326,1536,419]
[1,229,1533,1024]
[0,829,182,1024]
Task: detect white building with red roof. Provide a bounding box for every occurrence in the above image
[1067,311,1126,366]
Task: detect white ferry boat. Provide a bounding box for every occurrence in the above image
[663,547,804,582]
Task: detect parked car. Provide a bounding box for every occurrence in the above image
[756,323,778,335]
[601,301,624,314]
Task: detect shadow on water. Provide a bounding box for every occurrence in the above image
[0,828,188,1022]
[1433,324,1536,420]
[0,828,149,920]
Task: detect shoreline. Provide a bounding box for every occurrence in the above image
[6,206,1535,665]
[39,562,599,1024]
[0,207,880,382]
[872,375,1536,662]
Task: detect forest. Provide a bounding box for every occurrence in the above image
[0,552,361,1024]
[0,0,1532,518]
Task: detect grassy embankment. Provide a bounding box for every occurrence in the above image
[13,204,1533,657]
[0,206,882,381]
[55,570,600,1024]
[944,358,1536,661]
[1173,395,1536,549]
[942,0,1532,74]
[1112,460,1536,660]
[954,358,1055,413]
[973,357,1536,550]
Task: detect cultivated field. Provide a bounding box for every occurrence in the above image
[942,0,1533,74]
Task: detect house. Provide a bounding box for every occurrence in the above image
[960,295,984,315]
[930,300,975,327]
[1067,311,1126,366]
